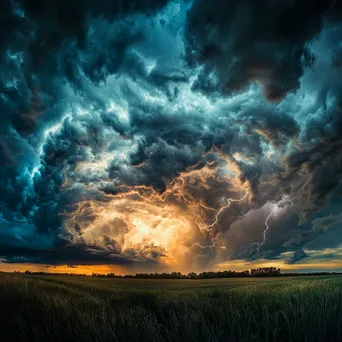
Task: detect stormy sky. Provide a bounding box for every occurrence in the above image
[1,0,342,273]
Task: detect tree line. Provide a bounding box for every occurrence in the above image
[22,267,281,278]
[101,267,282,279]
[17,268,342,279]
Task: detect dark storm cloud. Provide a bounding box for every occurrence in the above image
[0,244,156,266]
[185,0,342,101]
[0,0,170,128]
[273,35,342,224]
[0,0,171,264]
[0,222,165,266]
[312,213,342,234]
[1,0,342,269]
[182,0,342,267]
[286,248,308,264]
[241,109,299,148]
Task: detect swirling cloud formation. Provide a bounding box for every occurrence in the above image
[1,0,342,272]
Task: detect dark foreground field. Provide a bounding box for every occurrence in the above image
[0,274,342,342]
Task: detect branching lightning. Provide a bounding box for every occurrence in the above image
[199,191,249,231]
[182,242,216,254]
[182,191,248,255]
[63,150,251,266]
[182,242,227,255]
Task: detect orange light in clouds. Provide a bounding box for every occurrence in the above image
[60,150,251,271]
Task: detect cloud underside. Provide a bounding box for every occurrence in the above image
[1,0,342,270]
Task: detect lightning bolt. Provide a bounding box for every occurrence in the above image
[199,191,249,231]
[239,199,293,258]
[182,242,227,255]
[182,191,249,255]
[257,203,277,253]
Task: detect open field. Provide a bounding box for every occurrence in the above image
[0,274,341,342]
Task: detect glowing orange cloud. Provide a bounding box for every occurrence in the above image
[61,150,251,270]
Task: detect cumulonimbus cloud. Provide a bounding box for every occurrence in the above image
[1,0,342,271]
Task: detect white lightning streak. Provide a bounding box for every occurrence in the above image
[257,203,277,252]
[182,242,227,255]
[200,192,249,230]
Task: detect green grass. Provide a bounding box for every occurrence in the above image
[0,274,341,342]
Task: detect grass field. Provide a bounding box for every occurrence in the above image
[0,274,342,342]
